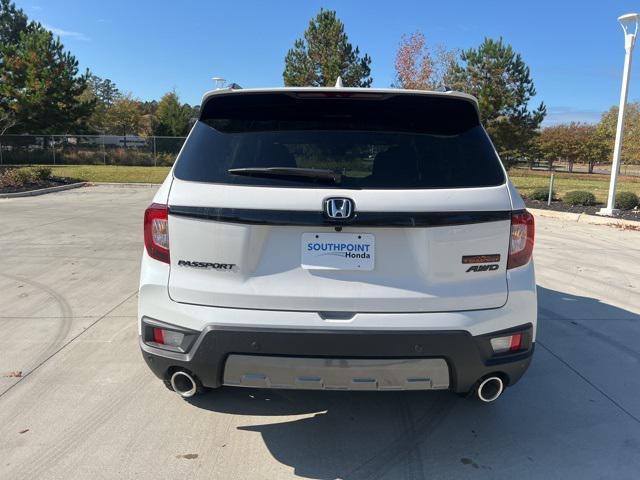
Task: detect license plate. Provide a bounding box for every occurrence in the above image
[301,233,375,271]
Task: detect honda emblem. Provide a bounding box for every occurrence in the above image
[324,198,354,219]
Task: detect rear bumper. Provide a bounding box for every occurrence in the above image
[140,322,534,393]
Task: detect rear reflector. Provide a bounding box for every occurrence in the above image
[151,327,184,347]
[462,254,501,264]
[490,333,523,354]
[152,327,164,344]
[507,210,535,269]
[509,333,523,351]
[144,203,170,263]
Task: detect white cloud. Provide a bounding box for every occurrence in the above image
[43,24,90,41]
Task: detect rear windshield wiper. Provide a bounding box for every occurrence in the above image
[228,167,342,184]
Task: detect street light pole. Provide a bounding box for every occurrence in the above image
[599,13,640,216]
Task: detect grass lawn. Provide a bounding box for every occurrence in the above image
[509,170,640,204]
[7,165,640,204]
[51,165,171,184]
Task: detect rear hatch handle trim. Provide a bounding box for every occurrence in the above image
[168,205,510,228]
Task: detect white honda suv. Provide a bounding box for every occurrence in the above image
[139,87,536,403]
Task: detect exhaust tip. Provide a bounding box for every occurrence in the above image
[170,370,198,398]
[477,376,504,403]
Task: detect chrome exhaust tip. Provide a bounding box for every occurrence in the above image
[170,370,198,398]
[476,376,504,403]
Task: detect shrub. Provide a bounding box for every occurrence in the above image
[0,168,34,188]
[529,187,556,201]
[0,169,18,188]
[615,191,639,210]
[32,166,52,181]
[155,152,177,166]
[564,190,596,206]
[13,168,34,184]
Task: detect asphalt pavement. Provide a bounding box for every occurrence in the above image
[1,185,639,480]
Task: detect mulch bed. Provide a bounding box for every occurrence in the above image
[0,176,80,194]
[525,199,640,223]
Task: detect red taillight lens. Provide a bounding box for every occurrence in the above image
[507,210,535,269]
[144,203,169,264]
[509,333,523,352]
[151,327,184,347]
[152,327,165,344]
[490,333,523,353]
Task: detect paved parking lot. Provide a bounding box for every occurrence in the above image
[1,185,639,480]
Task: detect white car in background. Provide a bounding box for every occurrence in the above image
[138,86,536,403]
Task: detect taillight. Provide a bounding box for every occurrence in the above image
[507,210,535,269]
[152,327,165,344]
[490,333,523,353]
[144,203,169,263]
[151,327,184,347]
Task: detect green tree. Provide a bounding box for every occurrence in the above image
[283,9,372,87]
[596,102,640,164]
[536,122,607,173]
[104,95,144,140]
[140,100,158,116]
[87,74,121,107]
[583,125,610,173]
[0,0,27,50]
[80,74,122,132]
[535,124,566,171]
[0,24,94,133]
[154,91,192,136]
[0,0,28,133]
[536,123,608,173]
[445,38,546,167]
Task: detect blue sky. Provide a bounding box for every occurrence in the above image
[24,0,640,125]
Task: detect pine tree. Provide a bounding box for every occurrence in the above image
[446,38,546,166]
[0,0,28,133]
[0,19,94,133]
[80,74,122,132]
[0,0,27,49]
[283,9,372,87]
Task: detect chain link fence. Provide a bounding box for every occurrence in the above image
[510,158,640,177]
[0,135,186,167]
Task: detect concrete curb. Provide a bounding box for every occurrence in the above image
[0,182,88,199]
[89,182,161,187]
[529,207,640,228]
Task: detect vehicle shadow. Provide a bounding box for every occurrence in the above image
[186,286,640,480]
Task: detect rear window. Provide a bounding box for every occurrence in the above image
[173,92,505,189]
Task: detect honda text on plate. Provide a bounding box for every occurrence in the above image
[138,86,536,403]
